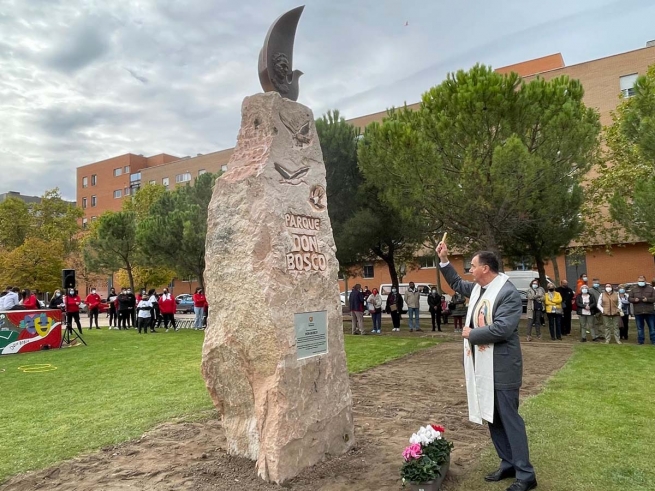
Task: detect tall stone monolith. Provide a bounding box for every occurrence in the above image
[201,91,354,483]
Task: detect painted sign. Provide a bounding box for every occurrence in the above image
[295,310,328,360]
[0,310,62,355]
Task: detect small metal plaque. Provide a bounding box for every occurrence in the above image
[295,311,328,360]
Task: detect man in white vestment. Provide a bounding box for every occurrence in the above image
[437,242,537,491]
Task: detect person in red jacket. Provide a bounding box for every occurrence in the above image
[192,287,206,330]
[65,288,83,335]
[22,289,39,309]
[85,288,102,330]
[158,288,178,332]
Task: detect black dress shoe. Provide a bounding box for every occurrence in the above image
[506,478,538,491]
[484,468,516,482]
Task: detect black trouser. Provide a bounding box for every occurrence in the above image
[620,314,629,339]
[150,305,160,330]
[66,312,82,334]
[548,313,562,340]
[89,307,99,328]
[137,317,150,333]
[119,310,130,329]
[109,307,117,327]
[488,389,536,481]
[430,309,442,331]
[390,310,401,328]
[442,312,449,324]
[561,309,572,335]
[162,313,176,330]
[131,309,136,327]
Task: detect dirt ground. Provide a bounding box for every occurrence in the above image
[1,336,573,491]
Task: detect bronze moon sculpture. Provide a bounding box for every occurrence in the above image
[258,5,304,101]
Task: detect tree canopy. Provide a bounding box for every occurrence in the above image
[359,65,600,281]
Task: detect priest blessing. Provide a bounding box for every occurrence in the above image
[436,240,538,491]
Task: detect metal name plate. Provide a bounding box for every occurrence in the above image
[295,311,328,360]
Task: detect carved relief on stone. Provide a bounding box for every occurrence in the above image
[308,184,326,211]
[274,162,310,185]
[279,111,312,147]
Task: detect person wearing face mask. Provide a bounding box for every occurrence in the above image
[117,288,131,329]
[85,287,102,330]
[555,280,575,336]
[48,289,64,309]
[64,288,83,335]
[428,287,443,332]
[543,283,563,341]
[597,284,622,344]
[147,289,159,332]
[348,284,365,335]
[367,288,383,334]
[628,275,655,345]
[589,278,604,339]
[450,291,467,333]
[404,282,422,332]
[576,285,599,342]
[617,285,630,340]
[107,288,118,329]
[193,287,207,330]
[385,286,404,332]
[158,288,178,332]
[526,280,545,341]
[126,288,137,327]
[576,273,589,295]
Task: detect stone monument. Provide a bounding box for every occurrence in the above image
[201,5,354,484]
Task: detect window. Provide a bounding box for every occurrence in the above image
[91,195,97,207]
[176,172,191,183]
[82,177,88,188]
[162,177,169,188]
[124,166,130,173]
[91,216,97,221]
[198,169,206,176]
[82,197,87,209]
[82,218,88,229]
[149,180,156,185]
[464,257,472,273]
[114,168,122,177]
[221,164,228,172]
[114,189,122,198]
[124,187,131,196]
[418,256,436,269]
[91,174,97,186]
[620,73,639,98]
[363,264,374,279]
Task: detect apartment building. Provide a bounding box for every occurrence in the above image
[76,153,180,227]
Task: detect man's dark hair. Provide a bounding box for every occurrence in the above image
[473,251,500,274]
[12,287,20,293]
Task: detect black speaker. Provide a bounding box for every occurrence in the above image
[62,269,76,289]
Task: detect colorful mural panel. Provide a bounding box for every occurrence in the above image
[0,309,62,355]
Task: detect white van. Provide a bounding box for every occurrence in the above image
[379,283,445,313]
[505,271,554,312]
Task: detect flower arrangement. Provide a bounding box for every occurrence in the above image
[401,424,454,486]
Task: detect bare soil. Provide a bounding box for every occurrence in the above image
[1,336,572,491]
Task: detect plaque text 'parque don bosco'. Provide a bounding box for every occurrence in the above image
[285,213,327,272]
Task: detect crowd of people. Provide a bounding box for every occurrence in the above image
[0,284,209,335]
[525,273,655,345]
[347,271,655,345]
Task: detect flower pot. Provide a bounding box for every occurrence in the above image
[408,456,450,491]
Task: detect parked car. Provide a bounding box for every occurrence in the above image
[79,298,110,314]
[176,294,194,313]
[379,283,437,313]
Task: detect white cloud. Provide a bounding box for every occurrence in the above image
[0,0,653,200]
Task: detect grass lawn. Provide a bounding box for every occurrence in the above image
[0,328,438,482]
[455,345,655,491]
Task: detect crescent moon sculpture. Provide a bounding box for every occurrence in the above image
[258,5,305,101]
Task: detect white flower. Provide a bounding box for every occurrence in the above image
[409,433,422,445]
[415,425,439,444]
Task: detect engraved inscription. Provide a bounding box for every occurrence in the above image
[284,213,327,272]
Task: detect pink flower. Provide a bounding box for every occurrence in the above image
[403,443,423,461]
[431,424,445,433]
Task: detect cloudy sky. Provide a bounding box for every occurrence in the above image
[1,0,654,200]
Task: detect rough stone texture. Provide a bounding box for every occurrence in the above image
[201,91,354,484]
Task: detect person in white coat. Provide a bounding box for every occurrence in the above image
[367,288,383,334]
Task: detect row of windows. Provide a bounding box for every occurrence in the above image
[113,188,132,198]
[81,196,96,208]
[114,166,130,177]
[81,175,97,188]
[81,216,97,229]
